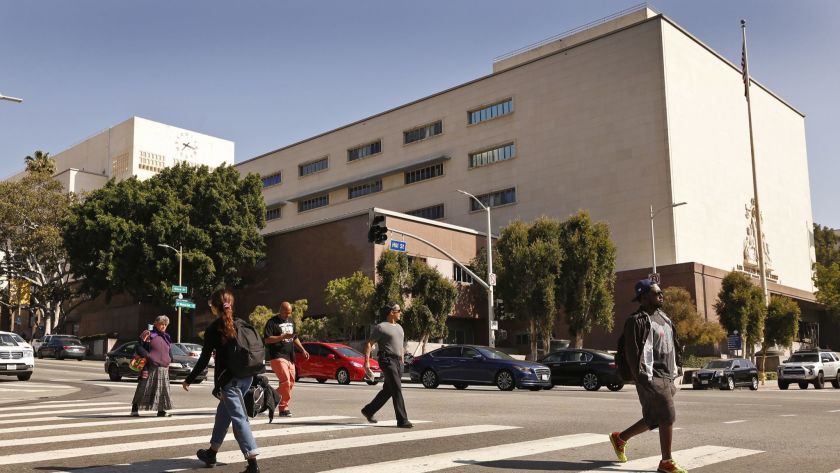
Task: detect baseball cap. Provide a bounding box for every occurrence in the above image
[632,279,660,302]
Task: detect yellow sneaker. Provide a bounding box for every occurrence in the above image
[657,458,688,473]
[608,432,627,462]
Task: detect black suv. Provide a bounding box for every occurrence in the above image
[538,348,624,391]
[693,358,759,390]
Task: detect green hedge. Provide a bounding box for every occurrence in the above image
[682,355,719,369]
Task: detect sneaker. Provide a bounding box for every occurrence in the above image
[157,411,171,417]
[241,459,260,473]
[397,421,414,429]
[361,409,377,424]
[609,432,627,462]
[657,458,688,473]
[129,410,139,417]
[278,410,292,417]
[196,448,217,467]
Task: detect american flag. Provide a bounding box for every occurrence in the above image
[741,21,749,97]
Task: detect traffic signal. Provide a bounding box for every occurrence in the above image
[495,299,505,318]
[367,215,388,244]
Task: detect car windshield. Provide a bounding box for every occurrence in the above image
[0,334,21,346]
[180,344,201,351]
[788,353,819,363]
[55,337,83,345]
[11,334,26,344]
[705,360,732,369]
[477,347,515,360]
[170,344,187,356]
[334,346,364,358]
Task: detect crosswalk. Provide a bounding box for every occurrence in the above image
[0,398,765,472]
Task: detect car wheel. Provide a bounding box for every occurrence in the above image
[365,379,379,386]
[57,352,64,360]
[336,368,351,385]
[295,374,300,382]
[453,383,468,390]
[814,372,825,389]
[108,365,122,381]
[17,373,32,381]
[832,373,840,389]
[495,370,515,391]
[421,369,439,389]
[316,378,328,384]
[720,376,735,391]
[778,380,789,390]
[36,350,43,359]
[749,376,758,391]
[607,383,624,392]
[798,382,808,389]
[582,372,601,391]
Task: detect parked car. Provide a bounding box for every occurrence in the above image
[174,342,215,367]
[692,358,758,390]
[409,344,551,391]
[104,341,207,382]
[294,342,382,385]
[36,335,87,360]
[777,349,840,390]
[538,348,624,391]
[0,331,35,381]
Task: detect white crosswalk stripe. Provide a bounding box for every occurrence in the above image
[578,445,762,471]
[0,401,121,413]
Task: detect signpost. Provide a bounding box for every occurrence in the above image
[389,240,407,252]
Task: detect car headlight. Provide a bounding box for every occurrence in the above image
[514,365,532,374]
[24,349,33,358]
[350,361,363,368]
[713,372,721,377]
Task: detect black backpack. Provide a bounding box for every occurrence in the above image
[244,374,280,422]
[226,318,266,378]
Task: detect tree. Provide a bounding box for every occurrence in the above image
[714,271,766,361]
[248,305,274,336]
[814,223,840,267]
[403,260,458,353]
[372,250,412,322]
[0,159,80,334]
[813,223,840,316]
[556,211,616,348]
[24,150,55,176]
[62,163,266,310]
[324,271,375,340]
[761,295,800,372]
[662,287,725,350]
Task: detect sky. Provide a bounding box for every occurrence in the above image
[1,0,838,228]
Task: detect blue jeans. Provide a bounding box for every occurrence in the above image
[210,376,259,458]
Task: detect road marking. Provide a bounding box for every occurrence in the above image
[578,445,762,471]
[0,401,122,413]
[829,409,840,413]
[2,415,351,447]
[0,412,216,435]
[0,407,215,426]
[723,420,747,424]
[0,388,54,393]
[0,405,132,420]
[780,414,797,417]
[322,433,606,472]
[1,419,429,466]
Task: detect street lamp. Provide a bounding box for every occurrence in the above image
[158,243,183,343]
[457,189,496,348]
[649,202,687,276]
[0,93,23,103]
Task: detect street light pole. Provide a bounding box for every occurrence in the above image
[0,93,23,103]
[458,190,495,348]
[649,202,687,276]
[158,244,183,343]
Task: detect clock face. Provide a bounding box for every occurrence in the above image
[174,132,198,161]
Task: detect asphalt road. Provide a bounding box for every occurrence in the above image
[0,359,833,472]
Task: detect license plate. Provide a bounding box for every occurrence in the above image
[540,374,549,381]
[6,365,16,370]
[701,380,708,384]
[374,372,381,378]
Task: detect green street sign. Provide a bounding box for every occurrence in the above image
[175,299,196,309]
[171,285,188,294]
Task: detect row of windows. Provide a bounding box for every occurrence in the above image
[262,172,282,187]
[404,120,442,144]
[348,179,382,200]
[266,207,281,221]
[469,99,513,125]
[348,140,382,162]
[138,151,166,173]
[405,163,444,185]
[406,203,445,220]
[298,194,329,212]
[300,157,329,177]
[453,264,474,284]
[472,187,516,211]
[469,143,516,168]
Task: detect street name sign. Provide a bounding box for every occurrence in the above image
[390,240,407,252]
[175,299,196,309]
[171,285,188,294]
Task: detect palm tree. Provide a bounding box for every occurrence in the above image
[24,150,55,175]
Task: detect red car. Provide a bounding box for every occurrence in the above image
[294,342,382,385]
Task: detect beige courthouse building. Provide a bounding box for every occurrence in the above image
[235,7,825,351]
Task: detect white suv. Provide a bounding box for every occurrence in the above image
[778,349,840,390]
[0,331,35,381]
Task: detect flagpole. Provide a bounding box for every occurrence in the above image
[742,19,770,307]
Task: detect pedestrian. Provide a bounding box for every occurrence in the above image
[361,302,412,428]
[263,301,309,417]
[130,315,173,417]
[183,288,261,473]
[611,279,686,473]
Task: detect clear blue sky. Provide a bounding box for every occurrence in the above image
[2,0,838,228]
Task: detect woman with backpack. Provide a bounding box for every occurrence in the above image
[183,288,261,473]
[130,315,174,417]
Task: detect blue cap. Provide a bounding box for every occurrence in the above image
[632,279,657,302]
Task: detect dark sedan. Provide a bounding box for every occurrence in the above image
[538,348,624,391]
[692,358,758,390]
[36,335,87,360]
[104,341,207,383]
[409,344,551,391]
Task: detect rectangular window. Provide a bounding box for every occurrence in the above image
[348,179,382,199]
[404,163,444,184]
[468,98,513,125]
[299,157,329,177]
[261,172,282,187]
[471,188,516,211]
[348,140,382,162]
[138,151,166,173]
[404,120,443,144]
[266,207,281,221]
[469,143,515,168]
[406,203,445,220]
[298,194,329,212]
[453,264,474,284]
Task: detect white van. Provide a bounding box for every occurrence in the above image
[0,331,35,381]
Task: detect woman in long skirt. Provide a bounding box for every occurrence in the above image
[131,315,174,417]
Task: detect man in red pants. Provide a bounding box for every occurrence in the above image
[264,301,309,417]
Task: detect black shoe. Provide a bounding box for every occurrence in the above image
[278,410,292,417]
[361,409,377,423]
[130,410,139,417]
[196,448,217,467]
[241,458,260,473]
[157,411,171,417]
[397,421,414,428]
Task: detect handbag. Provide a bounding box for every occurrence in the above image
[129,355,147,372]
